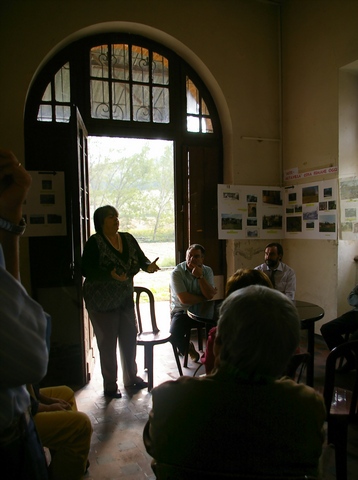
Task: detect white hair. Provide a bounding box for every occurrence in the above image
[216,285,300,379]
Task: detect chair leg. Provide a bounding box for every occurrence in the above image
[328,419,348,480]
[171,342,183,376]
[144,346,154,392]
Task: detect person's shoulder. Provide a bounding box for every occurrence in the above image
[276,377,324,405]
[255,263,265,270]
[281,262,295,273]
[172,261,186,273]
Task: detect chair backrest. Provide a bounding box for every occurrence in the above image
[152,462,317,480]
[134,286,160,334]
[284,352,310,383]
[323,339,358,418]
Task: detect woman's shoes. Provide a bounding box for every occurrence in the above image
[188,342,200,362]
[125,380,148,390]
[104,389,122,398]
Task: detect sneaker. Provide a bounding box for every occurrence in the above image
[188,342,200,362]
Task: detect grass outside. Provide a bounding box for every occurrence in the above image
[135,242,175,302]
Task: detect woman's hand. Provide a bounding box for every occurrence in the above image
[147,257,160,273]
[111,268,128,281]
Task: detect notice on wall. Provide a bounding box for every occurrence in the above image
[339,177,358,240]
[218,180,338,240]
[22,171,67,237]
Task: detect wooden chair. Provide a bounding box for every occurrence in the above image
[134,286,183,391]
[152,462,318,480]
[284,352,311,383]
[320,339,358,480]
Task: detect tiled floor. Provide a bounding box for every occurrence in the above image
[74,303,358,479]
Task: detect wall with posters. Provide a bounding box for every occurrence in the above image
[218,179,338,241]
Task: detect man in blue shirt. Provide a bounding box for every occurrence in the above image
[170,244,217,361]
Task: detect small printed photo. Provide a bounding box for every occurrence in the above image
[323,187,332,198]
[247,203,257,217]
[29,214,45,225]
[340,180,358,200]
[221,213,242,230]
[303,205,318,221]
[223,192,239,200]
[345,208,356,219]
[286,207,294,214]
[40,194,55,205]
[341,222,352,232]
[302,185,319,204]
[246,228,258,238]
[262,214,282,229]
[319,215,336,233]
[246,195,257,202]
[286,216,302,233]
[319,202,327,211]
[42,180,53,190]
[288,192,297,202]
[294,205,302,213]
[306,221,315,230]
[262,190,282,205]
[328,200,336,210]
[247,218,257,226]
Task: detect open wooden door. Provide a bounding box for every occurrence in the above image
[24,106,94,387]
[176,145,225,296]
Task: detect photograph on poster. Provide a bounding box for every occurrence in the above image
[302,185,319,204]
[319,215,336,233]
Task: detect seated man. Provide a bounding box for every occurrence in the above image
[320,283,358,372]
[28,384,92,480]
[144,286,325,478]
[255,242,296,300]
[169,244,217,362]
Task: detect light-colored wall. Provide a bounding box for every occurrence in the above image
[267,0,358,330]
[2,0,358,333]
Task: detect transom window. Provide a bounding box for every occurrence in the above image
[90,44,169,123]
[35,38,215,135]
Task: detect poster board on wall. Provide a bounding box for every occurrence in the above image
[339,177,358,240]
[22,171,67,237]
[218,180,338,240]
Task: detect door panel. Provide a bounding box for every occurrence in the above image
[177,145,225,282]
[24,106,93,387]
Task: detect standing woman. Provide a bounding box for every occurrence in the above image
[81,205,160,398]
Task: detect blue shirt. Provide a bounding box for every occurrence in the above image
[170,261,215,316]
[0,245,48,430]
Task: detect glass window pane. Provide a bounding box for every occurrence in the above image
[132,46,149,83]
[55,63,70,102]
[186,77,199,114]
[201,98,210,116]
[153,53,169,85]
[90,45,109,78]
[55,105,71,123]
[112,83,130,120]
[37,104,52,122]
[202,117,213,134]
[153,87,169,123]
[187,115,200,132]
[133,84,150,122]
[91,80,110,118]
[42,83,51,101]
[112,44,129,80]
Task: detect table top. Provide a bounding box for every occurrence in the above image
[294,300,325,324]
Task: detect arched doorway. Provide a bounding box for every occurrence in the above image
[24,30,224,387]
